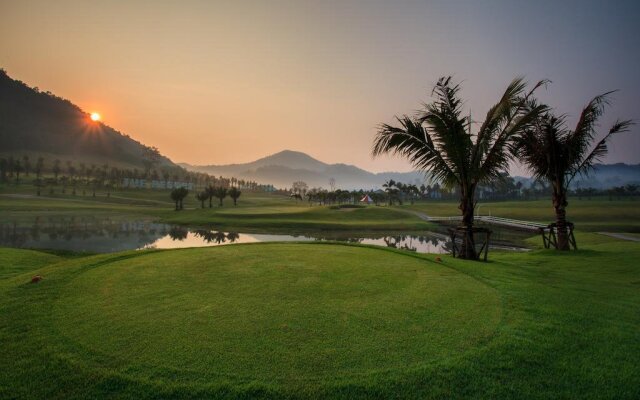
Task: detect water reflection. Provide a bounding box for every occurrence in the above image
[0,217,526,254]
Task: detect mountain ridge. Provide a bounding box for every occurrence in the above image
[181,150,640,190]
[180,149,427,189]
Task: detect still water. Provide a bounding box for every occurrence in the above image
[0,216,528,254]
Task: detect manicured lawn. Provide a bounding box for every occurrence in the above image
[0,187,433,231]
[0,247,61,279]
[405,198,640,232]
[1,238,639,399]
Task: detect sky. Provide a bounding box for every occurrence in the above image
[1,0,639,174]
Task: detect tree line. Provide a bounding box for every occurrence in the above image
[0,155,270,198]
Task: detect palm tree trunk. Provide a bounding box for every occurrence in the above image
[553,189,570,251]
[458,191,477,260]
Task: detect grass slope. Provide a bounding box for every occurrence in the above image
[1,239,639,399]
[0,247,61,279]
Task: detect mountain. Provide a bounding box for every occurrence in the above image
[513,163,640,190]
[0,69,175,169]
[180,150,427,189]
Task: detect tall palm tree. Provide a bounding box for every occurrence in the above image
[515,92,633,250]
[373,76,546,259]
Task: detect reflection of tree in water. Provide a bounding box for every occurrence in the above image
[213,231,227,244]
[193,229,216,243]
[383,236,398,248]
[193,229,239,244]
[0,217,174,251]
[168,226,189,241]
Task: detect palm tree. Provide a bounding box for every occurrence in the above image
[373,76,546,259]
[206,185,215,208]
[382,179,397,205]
[170,187,189,210]
[228,186,241,205]
[214,186,227,206]
[35,157,44,179]
[196,191,209,208]
[515,93,633,250]
[170,188,182,210]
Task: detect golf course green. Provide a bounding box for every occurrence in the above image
[2,236,639,398]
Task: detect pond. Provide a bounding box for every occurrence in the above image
[0,216,531,254]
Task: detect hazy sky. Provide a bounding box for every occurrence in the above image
[2,0,639,173]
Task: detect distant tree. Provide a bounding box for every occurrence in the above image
[162,170,171,188]
[292,181,308,197]
[170,187,189,210]
[22,155,31,177]
[382,179,398,205]
[516,92,633,250]
[66,161,76,180]
[626,184,638,200]
[35,157,45,179]
[228,186,241,205]
[329,177,336,191]
[52,159,61,180]
[213,186,227,206]
[0,158,7,182]
[142,146,161,177]
[196,191,209,208]
[13,159,22,184]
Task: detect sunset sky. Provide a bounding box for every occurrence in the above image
[2,0,639,173]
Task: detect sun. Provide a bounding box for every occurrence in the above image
[90,112,101,121]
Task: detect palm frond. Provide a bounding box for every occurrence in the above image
[569,119,634,182]
[566,91,616,166]
[372,115,459,186]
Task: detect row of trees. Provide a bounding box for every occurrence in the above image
[374,76,633,258]
[0,155,275,198]
[172,186,243,211]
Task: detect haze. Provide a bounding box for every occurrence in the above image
[2,0,639,174]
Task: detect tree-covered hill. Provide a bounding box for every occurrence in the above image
[0,69,174,169]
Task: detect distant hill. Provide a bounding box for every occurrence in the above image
[0,69,175,169]
[181,150,427,189]
[514,163,640,190]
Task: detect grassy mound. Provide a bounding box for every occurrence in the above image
[2,238,639,399]
[1,244,499,397]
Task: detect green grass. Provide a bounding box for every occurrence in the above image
[0,184,434,232]
[1,239,639,398]
[405,198,640,232]
[3,182,639,233]
[0,247,62,279]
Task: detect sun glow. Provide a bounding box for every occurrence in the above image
[90,112,101,121]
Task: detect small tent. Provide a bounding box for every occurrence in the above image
[360,194,373,204]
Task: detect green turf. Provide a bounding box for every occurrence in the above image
[405,198,640,232]
[0,186,433,231]
[0,247,62,279]
[1,239,639,398]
